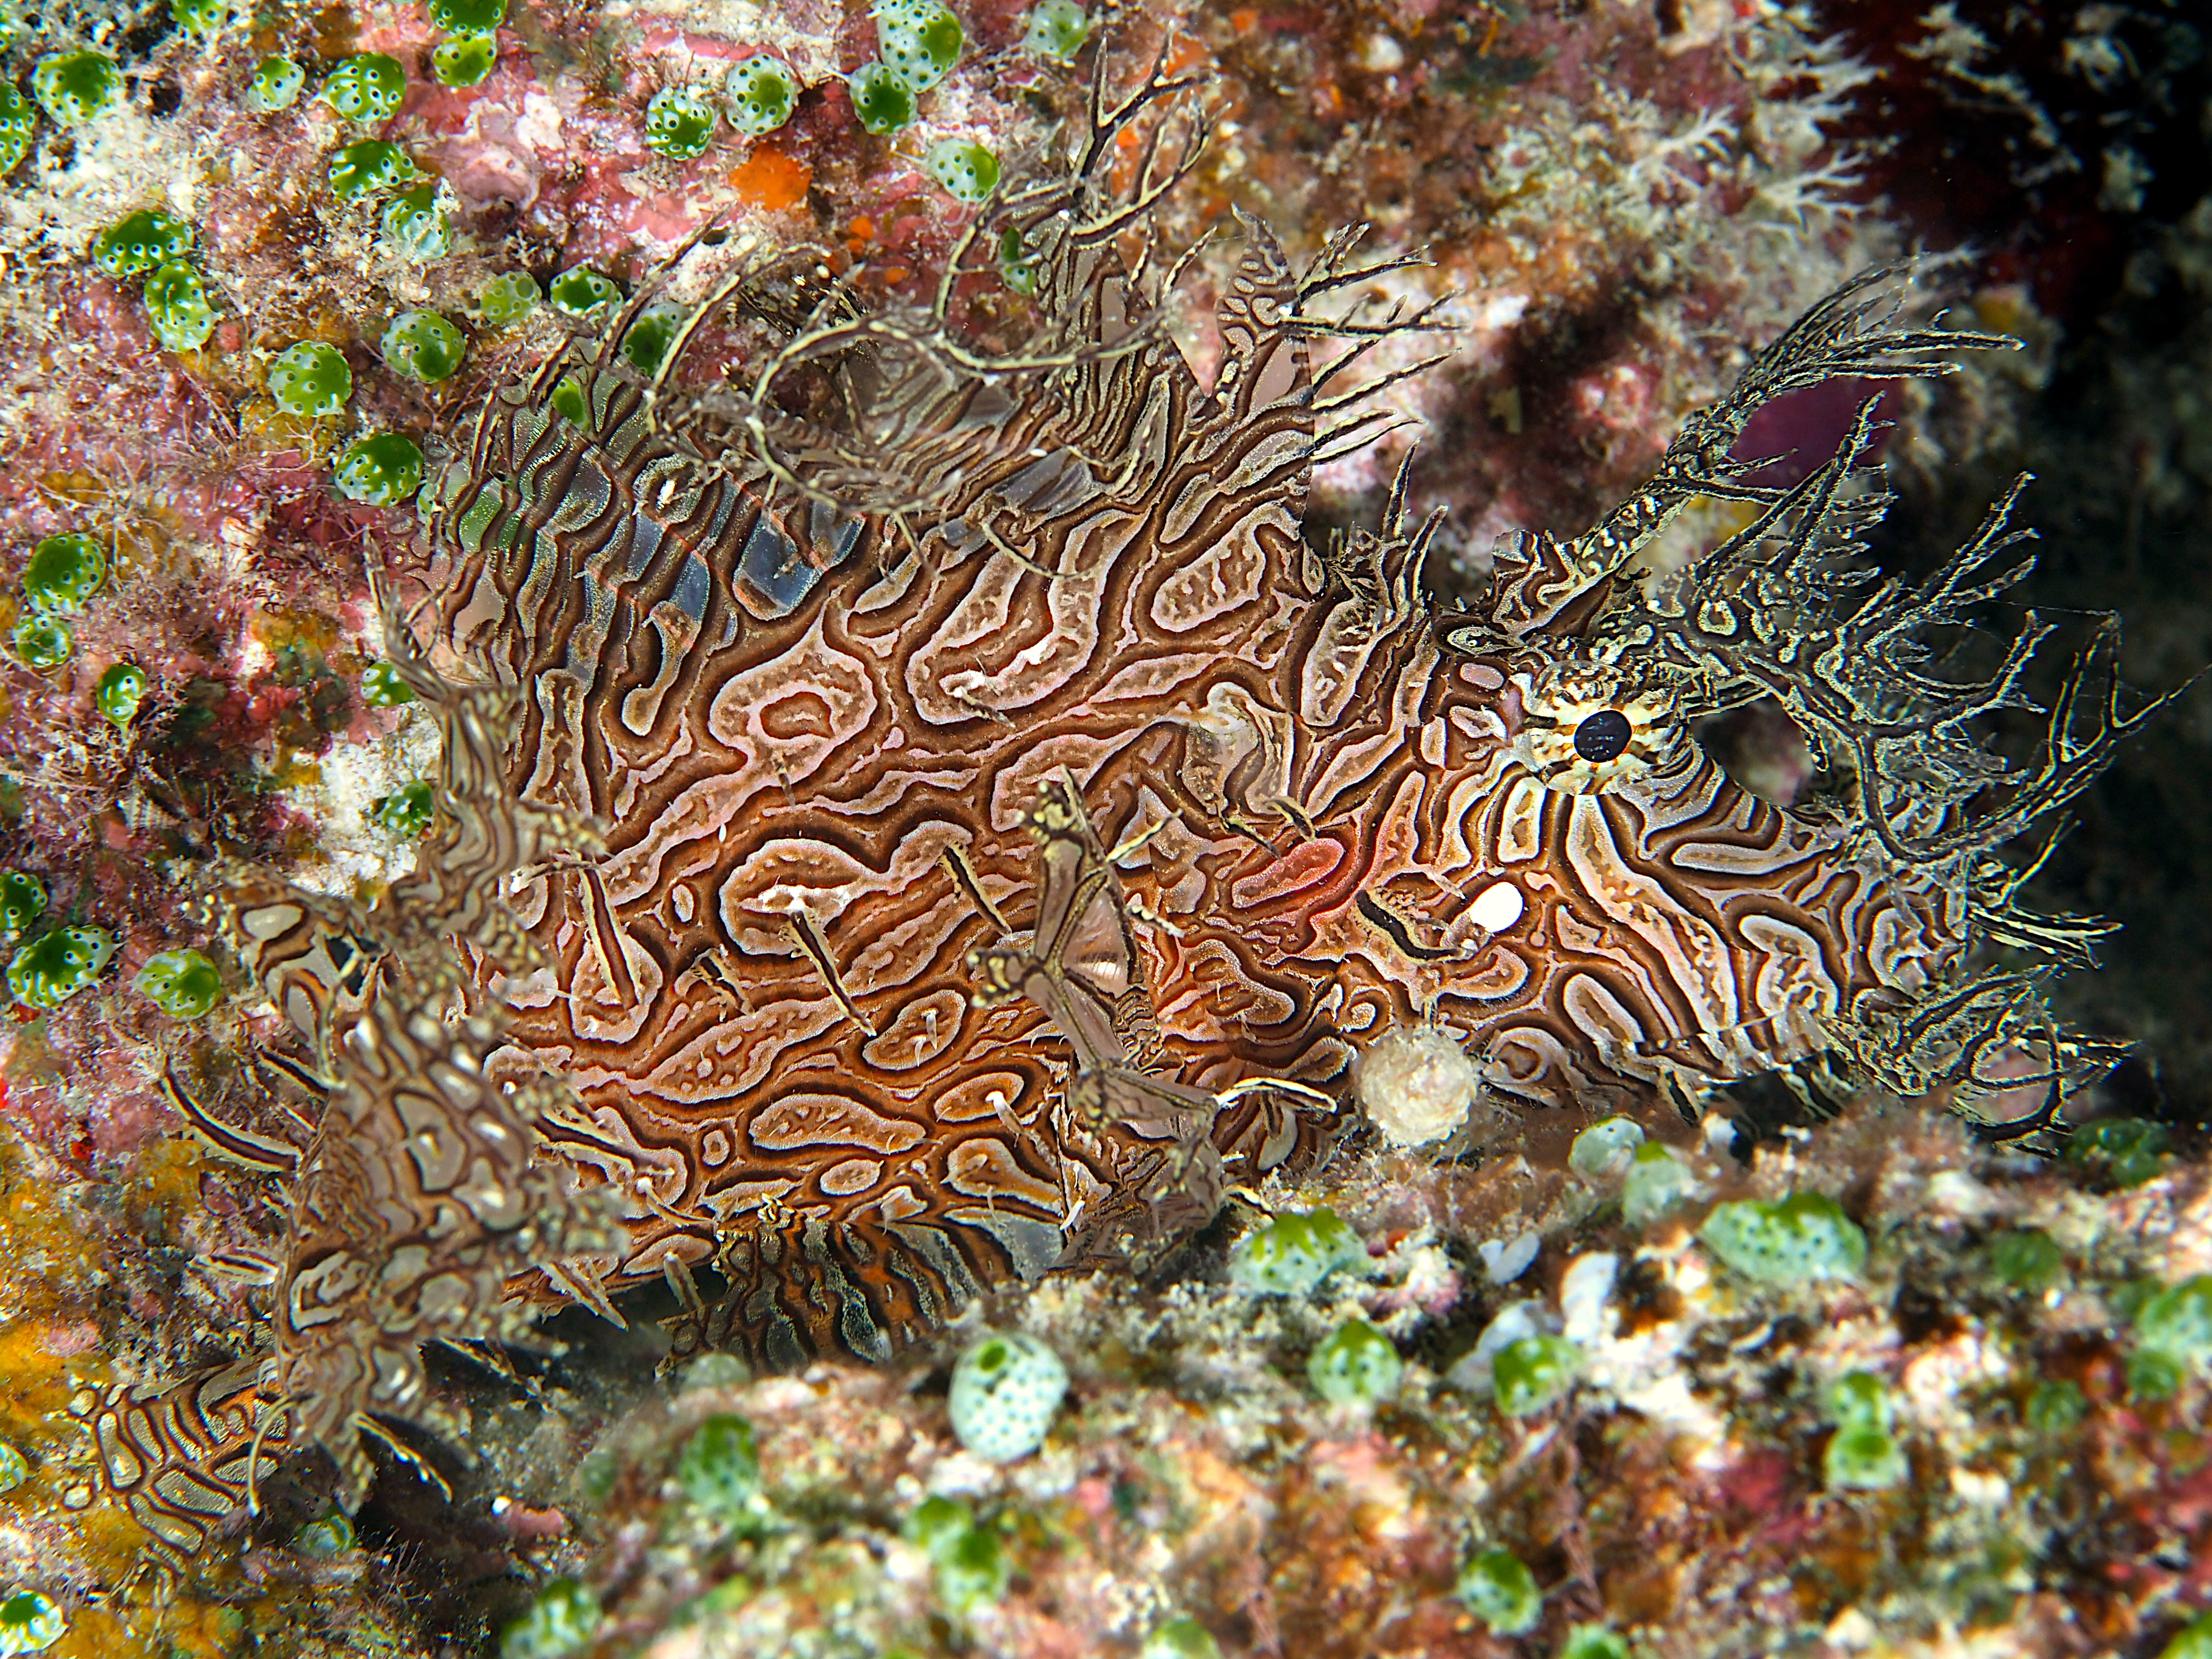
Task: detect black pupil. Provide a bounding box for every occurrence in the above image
[1573,709,1633,763]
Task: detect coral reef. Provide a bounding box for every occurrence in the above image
[0,0,2204,1653]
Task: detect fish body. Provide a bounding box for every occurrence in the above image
[417,75,2136,1365]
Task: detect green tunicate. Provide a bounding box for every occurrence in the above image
[1456,1547,1541,1636]
[722,57,796,136]
[134,948,222,1018]
[0,1589,64,1655]
[33,51,123,126]
[1697,1191,1866,1286]
[7,925,117,1011]
[380,184,450,261]
[0,85,34,176]
[428,0,504,29]
[1560,1627,1632,1659]
[0,874,43,936]
[2161,1614,2212,1659]
[335,432,425,506]
[1822,1369,1903,1489]
[1824,1423,1905,1489]
[92,210,193,278]
[477,271,539,326]
[499,1578,599,1659]
[934,1522,1007,1616]
[906,1493,970,1556]
[369,780,434,837]
[846,63,915,135]
[329,139,421,201]
[874,0,963,90]
[1491,1334,1580,1416]
[170,0,231,35]
[359,661,416,707]
[267,340,352,416]
[924,137,998,203]
[0,1442,23,1493]
[1987,1227,2064,1291]
[22,532,104,611]
[1307,1318,1402,1406]
[2132,1275,2212,1400]
[549,374,587,424]
[1021,0,1088,60]
[949,1329,1067,1462]
[1827,1370,1890,1431]
[382,311,465,382]
[1229,1206,1367,1296]
[2066,1117,2171,1189]
[547,267,617,320]
[1569,1115,1644,1179]
[322,53,406,123]
[676,1413,762,1520]
[431,35,497,87]
[1621,1139,1697,1226]
[1138,1617,1222,1659]
[621,304,682,374]
[998,227,1037,295]
[143,260,215,351]
[95,663,145,727]
[2025,1378,2085,1433]
[293,1511,355,1557]
[643,88,716,160]
[11,614,70,671]
[906,1497,1008,1617]
[247,55,305,112]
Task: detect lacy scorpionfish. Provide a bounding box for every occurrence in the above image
[415,59,2150,1367]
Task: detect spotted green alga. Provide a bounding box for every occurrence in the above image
[723,56,796,135]
[134,949,222,1018]
[33,51,123,126]
[0,874,45,936]
[92,210,192,278]
[322,53,406,123]
[430,35,497,87]
[428,0,504,28]
[247,55,305,112]
[143,261,216,352]
[382,311,465,381]
[11,614,70,671]
[643,88,716,159]
[846,62,915,135]
[477,271,539,326]
[329,139,421,201]
[359,661,416,707]
[546,267,617,320]
[0,85,33,175]
[335,433,425,505]
[267,341,352,416]
[924,137,999,204]
[381,184,450,261]
[22,533,104,611]
[7,925,117,1011]
[94,663,146,727]
[369,780,435,837]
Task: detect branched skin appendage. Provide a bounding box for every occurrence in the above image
[390,45,2156,1373]
[1430,270,2174,1130]
[123,596,618,1538]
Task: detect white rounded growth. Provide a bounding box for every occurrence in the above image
[1467,879,1524,933]
[1358,1027,1481,1148]
[948,1330,1068,1463]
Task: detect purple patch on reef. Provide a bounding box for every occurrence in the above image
[1729,377,1899,489]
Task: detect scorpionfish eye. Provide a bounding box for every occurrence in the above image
[1573,708,1633,762]
[1511,665,1686,794]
